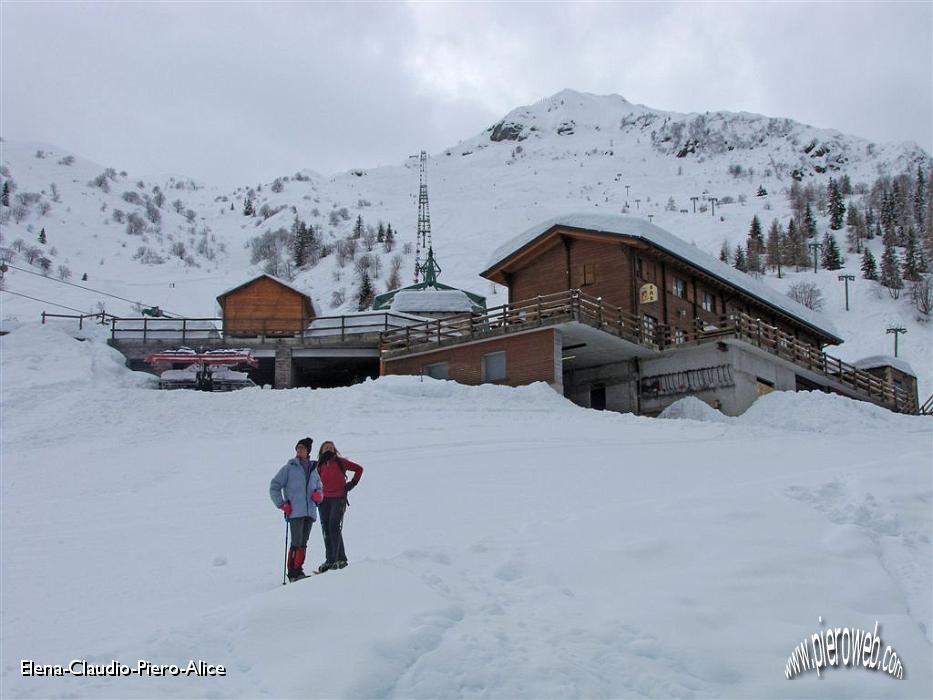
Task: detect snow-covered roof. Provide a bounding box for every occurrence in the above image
[853,355,917,377]
[389,289,476,313]
[216,274,312,302]
[484,213,842,342]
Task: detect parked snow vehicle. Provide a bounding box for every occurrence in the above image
[145,348,258,391]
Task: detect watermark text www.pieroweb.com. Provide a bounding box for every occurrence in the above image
[785,618,905,679]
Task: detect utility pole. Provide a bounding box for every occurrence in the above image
[634,199,641,209]
[690,196,699,213]
[625,184,630,199]
[886,327,907,357]
[837,274,855,311]
[647,214,654,223]
[710,197,719,217]
[808,242,823,274]
[414,150,432,284]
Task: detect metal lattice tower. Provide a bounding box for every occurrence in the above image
[414,150,432,283]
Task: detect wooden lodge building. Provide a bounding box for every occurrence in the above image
[381,213,919,416]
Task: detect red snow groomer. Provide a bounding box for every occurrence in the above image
[144,348,259,391]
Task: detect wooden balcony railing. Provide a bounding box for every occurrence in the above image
[379,289,919,414]
[108,312,421,345]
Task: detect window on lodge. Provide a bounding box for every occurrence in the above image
[673,278,687,299]
[424,362,449,380]
[702,292,715,313]
[583,263,596,286]
[635,255,656,281]
[642,314,658,343]
[481,351,507,383]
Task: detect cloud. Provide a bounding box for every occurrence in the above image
[1,1,929,185]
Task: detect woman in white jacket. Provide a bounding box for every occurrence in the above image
[269,437,323,581]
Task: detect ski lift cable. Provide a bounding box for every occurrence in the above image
[4,263,182,317]
[0,289,95,315]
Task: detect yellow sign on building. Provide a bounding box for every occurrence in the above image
[639,283,658,304]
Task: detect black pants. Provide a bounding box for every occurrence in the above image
[289,516,314,549]
[319,497,347,564]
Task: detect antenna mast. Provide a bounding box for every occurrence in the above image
[414,150,432,283]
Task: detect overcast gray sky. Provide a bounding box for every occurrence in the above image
[2,1,930,186]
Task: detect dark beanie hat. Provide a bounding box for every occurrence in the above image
[296,437,314,453]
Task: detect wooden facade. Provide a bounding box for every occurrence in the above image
[217,275,315,336]
[486,226,836,351]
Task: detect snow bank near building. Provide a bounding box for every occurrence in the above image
[738,389,925,433]
[659,396,732,423]
[0,322,150,392]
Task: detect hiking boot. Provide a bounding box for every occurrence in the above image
[316,562,332,574]
[335,560,348,569]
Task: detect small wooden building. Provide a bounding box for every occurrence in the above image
[854,356,919,412]
[217,274,315,336]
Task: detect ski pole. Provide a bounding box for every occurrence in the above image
[282,515,289,586]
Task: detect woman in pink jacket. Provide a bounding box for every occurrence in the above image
[315,440,363,573]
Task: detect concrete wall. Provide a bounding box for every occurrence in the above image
[563,359,638,413]
[637,342,802,416]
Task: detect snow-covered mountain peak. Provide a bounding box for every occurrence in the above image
[469,90,928,180]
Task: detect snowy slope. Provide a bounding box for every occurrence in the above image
[1,89,931,396]
[1,324,931,698]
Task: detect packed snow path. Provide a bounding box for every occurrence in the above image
[1,325,930,698]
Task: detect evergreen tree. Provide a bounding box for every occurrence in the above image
[880,243,904,298]
[784,219,806,271]
[845,205,864,253]
[819,233,844,270]
[291,216,308,268]
[840,174,852,195]
[243,193,254,216]
[377,222,385,243]
[865,207,876,239]
[881,189,896,242]
[1,180,9,207]
[882,220,898,248]
[81,272,88,282]
[38,228,47,244]
[925,190,933,262]
[902,226,928,281]
[357,269,375,310]
[733,245,747,272]
[860,249,878,280]
[719,240,731,263]
[803,202,818,238]
[746,215,764,272]
[828,178,845,230]
[383,223,396,253]
[765,219,783,277]
[756,185,768,197]
[353,215,364,239]
[915,164,926,232]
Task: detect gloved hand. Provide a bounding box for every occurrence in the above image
[345,481,358,493]
[311,490,323,504]
[280,501,293,515]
